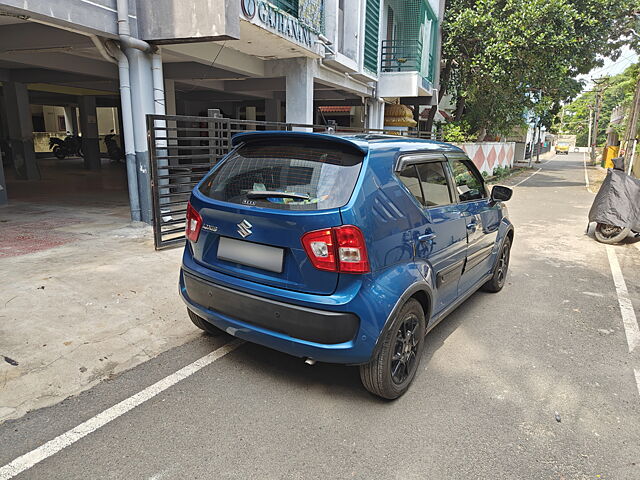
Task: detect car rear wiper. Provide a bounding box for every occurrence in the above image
[246,190,310,201]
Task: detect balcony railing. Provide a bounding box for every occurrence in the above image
[381,40,423,73]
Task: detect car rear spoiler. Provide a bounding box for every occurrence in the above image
[231,131,369,154]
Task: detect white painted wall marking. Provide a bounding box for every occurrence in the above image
[605,246,640,353]
[0,339,244,480]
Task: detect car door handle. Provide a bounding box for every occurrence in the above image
[418,233,437,243]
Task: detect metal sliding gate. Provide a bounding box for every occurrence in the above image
[147,112,441,249]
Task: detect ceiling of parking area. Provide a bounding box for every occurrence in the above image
[0,13,26,25]
[0,18,364,107]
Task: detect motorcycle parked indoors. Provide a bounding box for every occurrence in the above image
[49,133,83,160]
[104,130,124,163]
[588,157,640,244]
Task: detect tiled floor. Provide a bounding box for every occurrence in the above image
[1,157,132,257]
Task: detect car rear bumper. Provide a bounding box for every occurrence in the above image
[179,268,372,364]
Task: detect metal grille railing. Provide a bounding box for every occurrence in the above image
[381,40,423,72]
[148,112,442,249]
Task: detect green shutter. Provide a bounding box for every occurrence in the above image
[424,1,438,83]
[272,0,299,17]
[364,0,380,74]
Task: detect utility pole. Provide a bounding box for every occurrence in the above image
[528,121,537,168]
[535,123,542,163]
[623,72,640,175]
[590,78,608,165]
[587,106,593,153]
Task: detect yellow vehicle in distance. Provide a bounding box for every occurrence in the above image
[556,142,570,155]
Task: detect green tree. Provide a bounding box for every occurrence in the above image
[431,0,636,140]
[560,62,639,147]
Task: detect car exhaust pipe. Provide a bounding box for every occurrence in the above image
[304,358,316,366]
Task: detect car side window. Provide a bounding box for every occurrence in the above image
[415,162,453,207]
[397,165,424,205]
[448,158,487,202]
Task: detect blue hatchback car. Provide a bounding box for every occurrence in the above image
[180,132,514,399]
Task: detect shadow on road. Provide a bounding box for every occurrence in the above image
[195,294,480,404]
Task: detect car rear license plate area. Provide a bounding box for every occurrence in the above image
[217,236,284,273]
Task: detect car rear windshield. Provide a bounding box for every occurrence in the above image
[198,139,364,211]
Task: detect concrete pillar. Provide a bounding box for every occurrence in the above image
[246,106,256,130]
[413,102,421,126]
[164,79,178,166]
[78,96,101,170]
[0,159,7,206]
[4,82,39,180]
[64,106,79,134]
[265,99,282,124]
[164,79,176,116]
[285,58,314,130]
[366,98,385,131]
[0,93,8,206]
[127,48,156,224]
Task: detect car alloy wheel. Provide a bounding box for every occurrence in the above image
[391,314,420,385]
[496,242,510,286]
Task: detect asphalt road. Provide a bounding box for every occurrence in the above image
[2,153,639,479]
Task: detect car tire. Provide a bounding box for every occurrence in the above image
[482,236,511,293]
[594,224,630,245]
[359,298,426,400]
[187,309,224,336]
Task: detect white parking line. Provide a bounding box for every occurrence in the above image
[635,369,640,397]
[512,156,556,188]
[605,246,640,353]
[514,168,542,187]
[0,339,244,480]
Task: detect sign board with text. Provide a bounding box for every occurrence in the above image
[241,0,321,52]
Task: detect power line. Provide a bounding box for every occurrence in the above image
[588,53,638,77]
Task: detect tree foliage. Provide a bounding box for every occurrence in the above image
[438,0,637,139]
[559,62,639,146]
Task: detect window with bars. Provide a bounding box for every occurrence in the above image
[380,0,438,82]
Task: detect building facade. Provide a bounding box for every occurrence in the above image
[0,0,445,220]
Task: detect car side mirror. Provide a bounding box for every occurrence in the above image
[490,185,512,204]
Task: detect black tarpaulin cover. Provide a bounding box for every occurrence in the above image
[589,168,640,231]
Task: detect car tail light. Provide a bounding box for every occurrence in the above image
[334,226,370,273]
[301,225,369,274]
[301,228,336,272]
[185,202,202,242]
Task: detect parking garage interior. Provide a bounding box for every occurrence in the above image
[0,15,367,227]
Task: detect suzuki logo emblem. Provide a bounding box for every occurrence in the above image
[237,219,253,238]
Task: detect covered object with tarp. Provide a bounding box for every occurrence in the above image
[589,168,640,231]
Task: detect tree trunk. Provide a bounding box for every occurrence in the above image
[454,96,465,121]
[424,59,453,132]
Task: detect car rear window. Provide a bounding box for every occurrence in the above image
[198,139,364,210]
